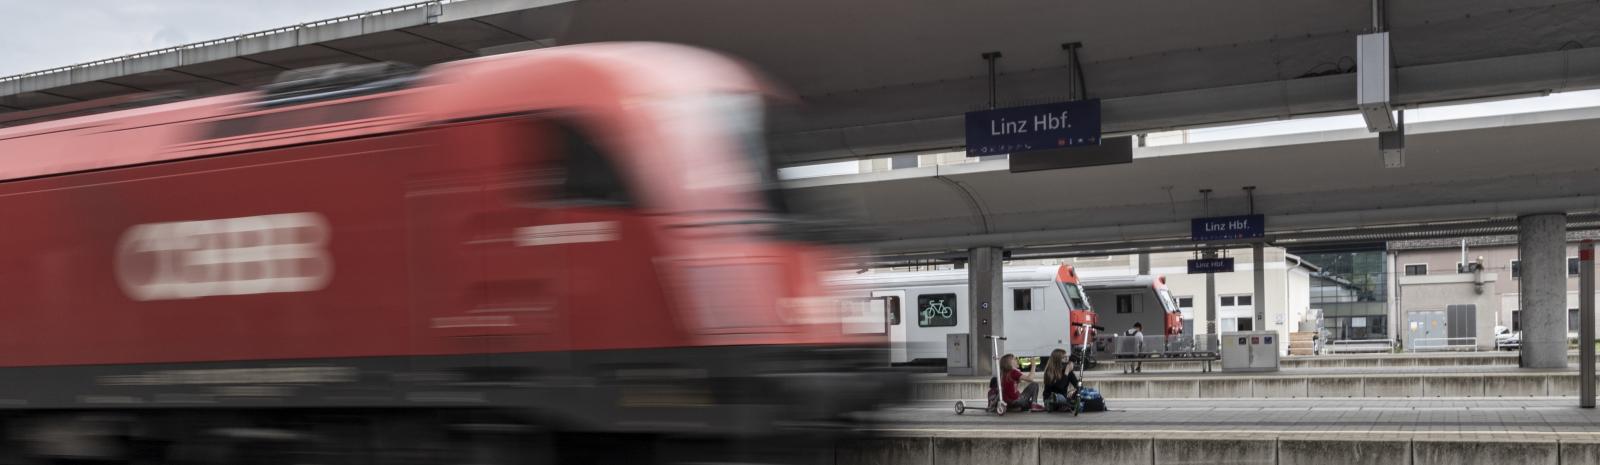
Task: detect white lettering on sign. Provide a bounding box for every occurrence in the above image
[989,118,1029,136]
[115,212,333,301]
[1032,111,1072,132]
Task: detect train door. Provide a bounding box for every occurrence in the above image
[871,290,907,363]
[906,286,964,362]
[1002,283,1062,358]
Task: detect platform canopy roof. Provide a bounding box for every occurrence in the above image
[8,0,1600,167]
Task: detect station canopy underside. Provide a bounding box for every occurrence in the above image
[785,107,1600,261]
[10,0,1600,168]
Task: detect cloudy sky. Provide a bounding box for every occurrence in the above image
[0,0,412,76]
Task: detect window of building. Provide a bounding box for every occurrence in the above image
[1571,308,1582,332]
[1235,317,1254,331]
[1571,257,1581,276]
[1116,294,1134,314]
[916,294,957,327]
[1511,260,1520,279]
[1325,315,1388,340]
[1236,295,1253,307]
[1177,296,1195,310]
[1512,310,1522,332]
[1220,296,1235,306]
[1012,288,1033,311]
[1404,264,1428,276]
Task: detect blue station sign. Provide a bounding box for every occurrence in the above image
[1191,214,1265,242]
[1188,258,1236,274]
[965,99,1102,156]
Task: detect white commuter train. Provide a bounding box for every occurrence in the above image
[828,265,1185,364]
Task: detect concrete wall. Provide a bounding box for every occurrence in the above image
[914,371,1600,400]
[840,434,1578,465]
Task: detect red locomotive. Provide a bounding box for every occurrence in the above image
[0,43,896,463]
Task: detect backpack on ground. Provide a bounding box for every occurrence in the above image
[1080,387,1106,412]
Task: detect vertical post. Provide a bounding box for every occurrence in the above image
[1254,242,1267,331]
[968,246,1004,378]
[982,52,1002,110]
[1582,240,1595,408]
[1205,249,1218,336]
[1518,213,1568,368]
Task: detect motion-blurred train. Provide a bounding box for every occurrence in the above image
[0,43,898,463]
[828,265,1183,364]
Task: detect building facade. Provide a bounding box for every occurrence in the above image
[1388,231,1600,350]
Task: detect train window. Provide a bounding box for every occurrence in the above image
[917,293,957,327]
[1058,283,1090,311]
[1013,288,1033,311]
[887,296,902,325]
[534,121,633,206]
[1116,294,1134,314]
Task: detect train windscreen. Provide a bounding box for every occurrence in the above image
[1058,282,1090,310]
[1156,287,1179,312]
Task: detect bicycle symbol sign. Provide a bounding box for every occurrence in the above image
[921,295,953,327]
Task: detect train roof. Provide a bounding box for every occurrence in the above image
[0,42,765,184]
[826,265,1162,290]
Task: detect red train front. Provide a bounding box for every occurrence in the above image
[0,43,900,462]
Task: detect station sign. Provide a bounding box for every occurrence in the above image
[965,99,1101,156]
[1188,258,1235,274]
[1191,214,1265,242]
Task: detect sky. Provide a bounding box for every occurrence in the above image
[0,0,413,76]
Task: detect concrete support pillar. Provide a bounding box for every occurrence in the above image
[968,247,1004,378]
[1138,253,1151,275]
[1205,250,1218,336]
[1518,213,1568,368]
[1581,240,1595,408]
[1254,242,1267,331]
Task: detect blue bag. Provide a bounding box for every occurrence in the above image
[1080,387,1106,412]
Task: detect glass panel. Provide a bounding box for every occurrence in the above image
[1013,288,1033,311]
[1237,318,1254,331]
[1156,288,1177,312]
[1237,295,1253,306]
[1116,294,1134,314]
[1178,297,1194,308]
[1221,296,1235,306]
[1058,283,1090,310]
[1571,258,1581,276]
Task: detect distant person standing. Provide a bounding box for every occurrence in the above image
[1126,323,1146,373]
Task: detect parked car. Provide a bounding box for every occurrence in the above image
[1496,326,1522,350]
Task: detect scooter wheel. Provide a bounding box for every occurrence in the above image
[995,402,1007,416]
[955,401,965,415]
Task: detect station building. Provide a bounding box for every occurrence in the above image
[1387,231,1600,349]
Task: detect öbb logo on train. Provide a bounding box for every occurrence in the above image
[114,212,333,301]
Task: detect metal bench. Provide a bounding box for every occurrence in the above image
[1107,335,1220,373]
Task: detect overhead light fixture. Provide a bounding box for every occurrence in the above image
[1357,32,1394,132]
